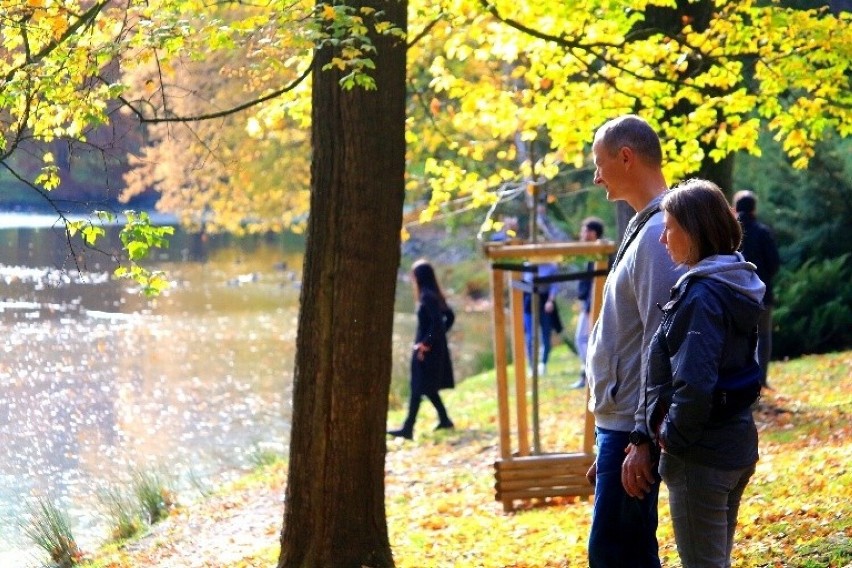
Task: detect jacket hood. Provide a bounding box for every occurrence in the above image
[674,253,765,303]
[671,252,765,330]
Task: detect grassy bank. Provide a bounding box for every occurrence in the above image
[85,348,851,567]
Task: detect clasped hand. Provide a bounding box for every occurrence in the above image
[413,342,431,361]
[621,443,655,498]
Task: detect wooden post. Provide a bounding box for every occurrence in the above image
[510,283,530,457]
[490,267,512,460]
[583,256,609,455]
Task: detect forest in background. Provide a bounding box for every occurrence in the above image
[3,113,850,359]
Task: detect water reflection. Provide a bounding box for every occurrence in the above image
[0,220,493,565]
[0,225,302,564]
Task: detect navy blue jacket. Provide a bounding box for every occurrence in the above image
[577,261,593,314]
[647,254,765,470]
[738,214,781,305]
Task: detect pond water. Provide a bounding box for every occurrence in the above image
[0,215,492,566]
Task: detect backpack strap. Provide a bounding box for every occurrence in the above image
[611,205,661,272]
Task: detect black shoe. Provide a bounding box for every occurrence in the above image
[388,429,413,440]
[570,378,586,389]
[435,421,455,431]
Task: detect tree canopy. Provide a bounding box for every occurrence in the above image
[405,0,851,226]
[2,0,849,239]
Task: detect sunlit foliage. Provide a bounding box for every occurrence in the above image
[2,0,849,238]
[403,1,851,222]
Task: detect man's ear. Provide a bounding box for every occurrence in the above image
[618,146,636,168]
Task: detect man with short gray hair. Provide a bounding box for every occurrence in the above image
[585,114,684,568]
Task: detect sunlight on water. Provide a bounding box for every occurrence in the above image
[0,237,301,565]
[0,225,493,565]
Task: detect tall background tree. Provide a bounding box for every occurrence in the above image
[278,1,406,566]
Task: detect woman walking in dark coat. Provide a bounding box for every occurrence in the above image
[388,259,455,440]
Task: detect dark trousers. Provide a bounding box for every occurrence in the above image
[523,292,556,366]
[400,388,451,436]
[756,306,773,386]
[589,428,661,568]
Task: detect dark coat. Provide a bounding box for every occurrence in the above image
[411,290,455,392]
[577,260,594,314]
[738,214,781,305]
[647,263,763,471]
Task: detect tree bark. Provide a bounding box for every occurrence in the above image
[278,2,407,567]
[697,151,734,197]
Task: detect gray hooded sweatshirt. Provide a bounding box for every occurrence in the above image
[586,195,685,433]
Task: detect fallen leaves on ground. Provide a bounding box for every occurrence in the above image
[92,350,852,567]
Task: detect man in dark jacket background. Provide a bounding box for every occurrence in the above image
[733,190,781,389]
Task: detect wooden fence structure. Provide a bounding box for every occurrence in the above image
[482,240,615,512]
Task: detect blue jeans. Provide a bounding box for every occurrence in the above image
[660,453,755,568]
[589,428,661,568]
[523,292,555,366]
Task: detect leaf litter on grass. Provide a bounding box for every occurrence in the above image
[91,350,851,567]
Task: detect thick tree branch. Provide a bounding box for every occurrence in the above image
[408,13,445,49]
[117,57,315,123]
[476,0,621,50]
[479,1,739,100]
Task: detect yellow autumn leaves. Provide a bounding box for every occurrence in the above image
[87,349,850,566]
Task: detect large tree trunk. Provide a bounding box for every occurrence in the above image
[278,2,407,567]
[636,0,739,197]
[697,151,734,197]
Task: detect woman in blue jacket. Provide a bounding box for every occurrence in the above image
[647,179,765,568]
[388,259,455,440]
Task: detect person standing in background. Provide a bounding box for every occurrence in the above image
[522,262,563,376]
[733,190,781,389]
[584,115,684,568]
[388,259,455,440]
[571,216,605,389]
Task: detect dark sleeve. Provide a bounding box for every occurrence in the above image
[443,306,455,332]
[761,225,781,280]
[577,262,593,301]
[660,289,726,453]
[417,293,444,347]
